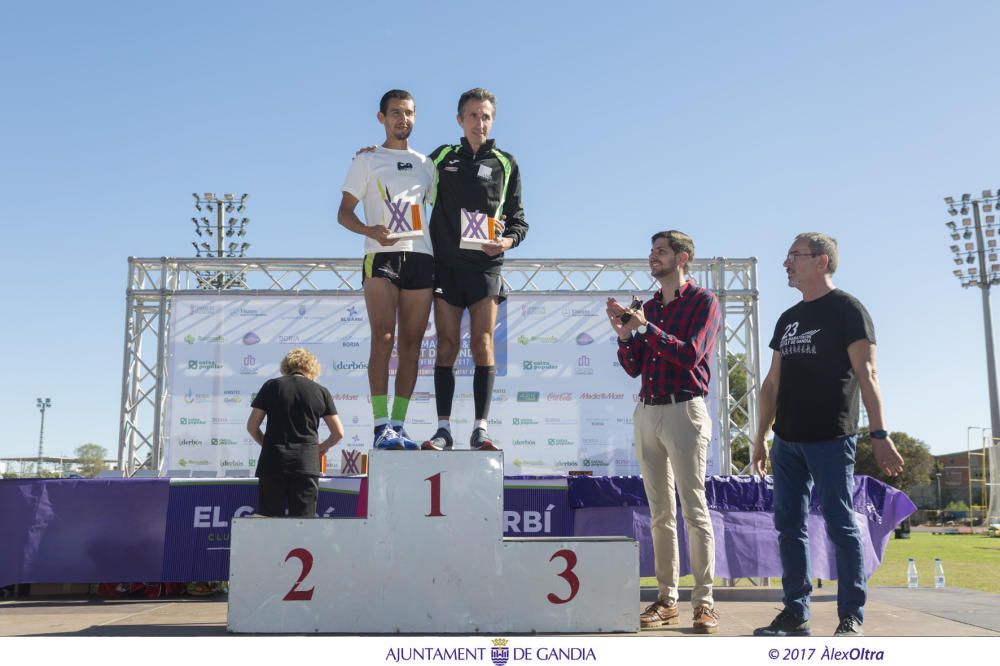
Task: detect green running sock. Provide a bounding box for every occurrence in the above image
[372,394,388,420]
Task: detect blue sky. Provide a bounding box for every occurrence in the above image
[1,0,999,460]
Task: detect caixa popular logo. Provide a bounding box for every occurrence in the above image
[516,391,539,402]
[522,360,557,371]
[188,360,223,370]
[503,504,556,534]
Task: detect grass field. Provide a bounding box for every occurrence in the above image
[641,533,1000,594]
[868,532,1000,593]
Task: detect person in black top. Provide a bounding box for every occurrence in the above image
[751,233,903,638]
[422,88,528,452]
[246,348,344,517]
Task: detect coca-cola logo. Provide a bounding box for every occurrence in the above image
[547,392,572,401]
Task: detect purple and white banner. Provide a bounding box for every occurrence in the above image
[165,294,720,477]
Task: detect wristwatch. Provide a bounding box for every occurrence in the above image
[636,323,648,334]
[870,429,888,440]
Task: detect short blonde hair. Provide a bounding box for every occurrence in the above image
[280,348,321,380]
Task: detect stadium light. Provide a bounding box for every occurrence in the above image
[190,191,251,287]
[36,397,51,476]
[944,189,1000,438]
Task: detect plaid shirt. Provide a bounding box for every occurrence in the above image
[617,279,721,399]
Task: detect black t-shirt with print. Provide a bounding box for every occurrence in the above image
[768,289,876,442]
[251,374,337,477]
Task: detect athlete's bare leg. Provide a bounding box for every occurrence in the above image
[468,296,499,366]
[364,278,399,396]
[394,288,433,398]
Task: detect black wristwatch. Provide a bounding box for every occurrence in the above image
[870,429,888,440]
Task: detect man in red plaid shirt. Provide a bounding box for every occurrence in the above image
[606,230,722,634]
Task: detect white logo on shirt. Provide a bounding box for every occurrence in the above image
[477,164,492,180]
[779,322,821,355]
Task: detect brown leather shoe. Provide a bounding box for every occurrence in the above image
[640,599,679,628]
[693,605,720,634]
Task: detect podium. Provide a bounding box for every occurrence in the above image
[227,450,638,633]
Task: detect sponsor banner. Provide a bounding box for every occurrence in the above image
[165,293,719,477]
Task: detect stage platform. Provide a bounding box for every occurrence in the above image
[2,587,998,637]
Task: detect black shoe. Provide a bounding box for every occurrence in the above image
[470,427,498,450]
[753,608,811,636]
[421,427,454,451]
[833,615,863,637]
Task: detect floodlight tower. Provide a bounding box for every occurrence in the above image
[191,193,250,288]
[944,190,1000,438]
[36,397,51,476]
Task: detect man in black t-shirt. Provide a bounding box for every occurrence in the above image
[750,233,904,638]
[247,348,344,517]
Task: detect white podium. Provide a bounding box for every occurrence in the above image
[227,450,638,634]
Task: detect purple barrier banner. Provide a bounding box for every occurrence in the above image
[161,478,362,581]
[570,475,916,579]
[1,474,912,585]
[0,478,170,587]
[502,477,572,537]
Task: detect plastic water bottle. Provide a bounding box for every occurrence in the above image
[906,558,919,588]
[934,558,946,588]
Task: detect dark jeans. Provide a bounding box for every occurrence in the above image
[257,473,319,517]
[771,434,866,622]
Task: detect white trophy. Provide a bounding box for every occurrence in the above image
[459,207,498,250]
[384,198,424,240]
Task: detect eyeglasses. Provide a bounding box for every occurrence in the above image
[785,252,819,262]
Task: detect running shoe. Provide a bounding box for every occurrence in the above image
[395,426,420,451]
[421,427,454,451]
[470,427,499,451]
[373,424,404,451]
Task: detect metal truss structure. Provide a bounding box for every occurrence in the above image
[119,257,760,475]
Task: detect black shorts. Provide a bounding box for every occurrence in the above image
[434,262,508,308]
[362,251,434,290]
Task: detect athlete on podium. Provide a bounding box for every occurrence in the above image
[338,90,436,451]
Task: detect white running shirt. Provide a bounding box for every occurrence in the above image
[341,146,435,255]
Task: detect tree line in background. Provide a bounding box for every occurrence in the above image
[1,443,109,478]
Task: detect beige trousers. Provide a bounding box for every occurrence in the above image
[633,397,715,608]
